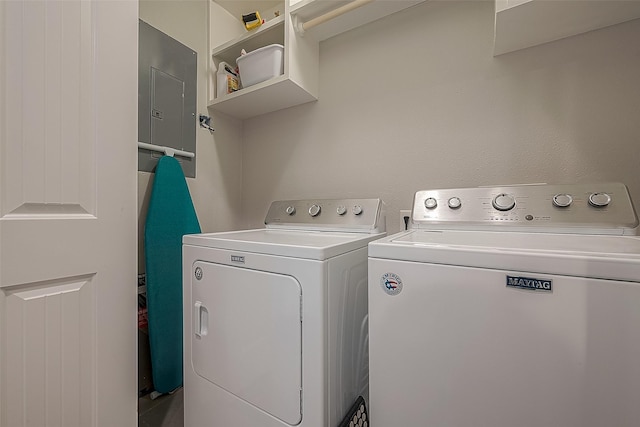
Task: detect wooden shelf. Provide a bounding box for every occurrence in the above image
[207,75,317,119]
[208,0,318,119]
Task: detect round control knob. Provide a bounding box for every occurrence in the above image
[448,197,462,209]
[353,205,363,215]
[336,205,347,215]
[492,193,516,211]
[285,206,296,215]
[308,204,321,217]
[424,197,437,210]
[552,194,573,208]
[589,192,611,208]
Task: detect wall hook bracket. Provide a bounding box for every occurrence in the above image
[199,114,214,133]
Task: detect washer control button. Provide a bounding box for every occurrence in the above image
[353,205,363,215]
[589,192,611,207]
[448,197,462,209]
[492,194,516,211]
[285,206,296,215]
[552,194,573,208]
[336,205,347,215]
[424,197,438,210]
[309,204,321,217]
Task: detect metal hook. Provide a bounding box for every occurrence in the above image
[199,114,214,133]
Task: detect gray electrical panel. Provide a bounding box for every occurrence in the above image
[138,20,197,178]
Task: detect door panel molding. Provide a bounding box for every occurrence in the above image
[2,275,95,427]
[1,0,95,218]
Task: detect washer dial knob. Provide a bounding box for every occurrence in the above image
[285,205,296,215]
[308,204,321,217]
[448,197,462,209]
[552,194,573,208]
[424,197,438,210]
[492,194,516,211]
[353,205,363,215]
[589,192,611,207]
[336,205,347,215]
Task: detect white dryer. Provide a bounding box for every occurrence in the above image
[368,183,640,427]
[183,198,385,427]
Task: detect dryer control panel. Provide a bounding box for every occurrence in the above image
[265,198,386,233]
[411,183,638,235]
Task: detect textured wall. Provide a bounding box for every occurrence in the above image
[241,1,640,233]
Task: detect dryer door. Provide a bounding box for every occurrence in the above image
[191,261,302,425]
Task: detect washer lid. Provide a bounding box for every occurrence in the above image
[369,230,640,282]
[184,229,385,260]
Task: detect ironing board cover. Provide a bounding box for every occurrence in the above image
[145,156,201,393]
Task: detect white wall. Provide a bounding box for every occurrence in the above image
[241,1,640,233]
[138,0,244,272]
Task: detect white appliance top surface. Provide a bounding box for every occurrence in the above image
[184,228,385,260]
[394,229,640,254]
[369,230,640,282]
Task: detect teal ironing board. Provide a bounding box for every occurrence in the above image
[145,155,201,394]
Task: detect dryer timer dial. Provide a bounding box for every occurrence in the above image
[448,197,462,209]
[309,204,321,217]
[589,192,611,207]
[424,197,438,210]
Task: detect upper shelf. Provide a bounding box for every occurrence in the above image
[290,0,425,41]
[211,15,285,65]
[494,0,640,55]
[214,0,282,22]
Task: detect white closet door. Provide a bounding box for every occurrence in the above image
[0,1,137,426]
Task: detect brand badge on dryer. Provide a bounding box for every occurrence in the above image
[231,255,245,263]
[506,275,552,292]
[381,273,403,296]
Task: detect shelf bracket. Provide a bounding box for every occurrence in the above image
[293,14,306,37]
[199,114,214,133]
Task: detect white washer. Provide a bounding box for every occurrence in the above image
[369,183,640,426]
[183,198,386,427]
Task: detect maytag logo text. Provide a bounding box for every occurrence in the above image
[506,275,552,292]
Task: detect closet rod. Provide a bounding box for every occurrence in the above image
[296,0,374,34]
[138,142,195,158]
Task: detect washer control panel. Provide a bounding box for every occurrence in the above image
[265,198,386,232]
[411,183,638,234]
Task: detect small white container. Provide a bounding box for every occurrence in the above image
[236,44,284,88]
